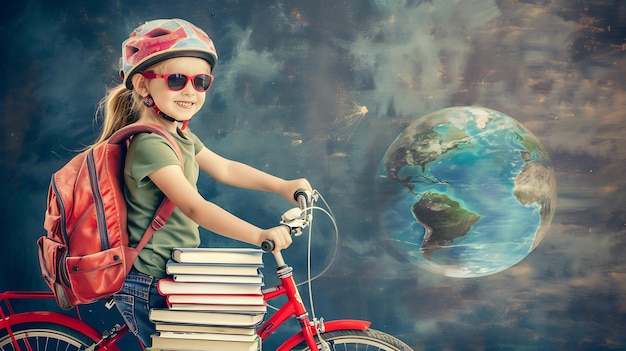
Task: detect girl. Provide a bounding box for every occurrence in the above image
[94,18,312,347]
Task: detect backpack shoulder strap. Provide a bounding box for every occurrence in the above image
[109,123,185,252]
[109,123,184,163]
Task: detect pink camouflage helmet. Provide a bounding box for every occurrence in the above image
[119,18,218,90]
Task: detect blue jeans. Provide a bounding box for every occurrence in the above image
[113,267,166,347]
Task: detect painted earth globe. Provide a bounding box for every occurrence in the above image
[376,106,557,278]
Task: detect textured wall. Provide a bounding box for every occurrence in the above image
[1,1,625,349]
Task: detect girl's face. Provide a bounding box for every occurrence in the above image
[144,57,212,122]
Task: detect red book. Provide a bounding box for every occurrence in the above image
[166,293,265,306]
[157,279,263,296]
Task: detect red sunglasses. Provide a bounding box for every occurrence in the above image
[139,72,214,92]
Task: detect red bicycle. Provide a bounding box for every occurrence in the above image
[0,190,413,351]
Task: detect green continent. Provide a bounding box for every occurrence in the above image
[412,192,480,256]
[384,127,470,191]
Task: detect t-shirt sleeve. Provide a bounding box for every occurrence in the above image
[189,130,204,155]
[126,133,180,187]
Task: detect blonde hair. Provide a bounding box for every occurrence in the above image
[92,59,204,146]
[92,60,178,147]
[92,84,144,146]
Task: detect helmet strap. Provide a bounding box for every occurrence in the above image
[143,95,189,130]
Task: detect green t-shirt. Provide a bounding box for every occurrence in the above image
[124,127,204,278]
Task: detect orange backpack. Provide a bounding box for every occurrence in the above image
[37,123,182,309]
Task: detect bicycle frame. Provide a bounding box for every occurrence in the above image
[0,291,127,351]
[2,258,372,351]
[2,190,409,351]
[258,251,371,351]
[2,274,371,351]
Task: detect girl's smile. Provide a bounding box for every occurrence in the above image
[175,101,195,109]
[135,56,212,124]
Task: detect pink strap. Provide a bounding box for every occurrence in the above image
[136,198,177,251]
[110,123,185,253]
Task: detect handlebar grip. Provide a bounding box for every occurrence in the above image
[261,239,274,253]
[262,189,310,253]
[294,188,310,209]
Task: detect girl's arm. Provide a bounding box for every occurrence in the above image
[148,164,293,251]
[195,147,311,206]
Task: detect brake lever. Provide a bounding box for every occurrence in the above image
[280,207,309,236]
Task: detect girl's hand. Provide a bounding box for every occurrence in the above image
[280,178,313,206]
[259,225,292,253]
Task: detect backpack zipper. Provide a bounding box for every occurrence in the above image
[50,175,70,245]
[86,149,110,250]
[59,251,71,287]
[50,174,72,288]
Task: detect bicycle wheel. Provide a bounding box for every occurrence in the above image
[0,321,97,351]
[294,328,414,351]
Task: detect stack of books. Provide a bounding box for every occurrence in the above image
[148,247,266,351]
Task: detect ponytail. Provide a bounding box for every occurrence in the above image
[92,84,144,146]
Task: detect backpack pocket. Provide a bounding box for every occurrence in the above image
[37,236,67,285]
[64,245,127,303]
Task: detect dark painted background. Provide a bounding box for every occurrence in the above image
[1,1,625,350]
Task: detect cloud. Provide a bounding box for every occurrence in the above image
[346,0,501,117]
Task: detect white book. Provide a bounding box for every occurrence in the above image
[157,331,259,342]
[172,273,263,284]
[155,322,256,335]
[166,260,262,276]
[149,308,265,327]
[150,333,261,351]
[172,247,264,265]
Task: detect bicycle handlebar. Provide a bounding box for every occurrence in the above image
[293,188,309,209]
[261,188,312,253]
[260,239,276,252]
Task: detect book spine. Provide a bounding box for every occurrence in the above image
[151,247,268,344]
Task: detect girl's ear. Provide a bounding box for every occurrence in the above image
[131,73,149,96]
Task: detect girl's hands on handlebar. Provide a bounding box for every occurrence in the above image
[259,225,292,253]
[280,178,313,207]
[260,178,312,253]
